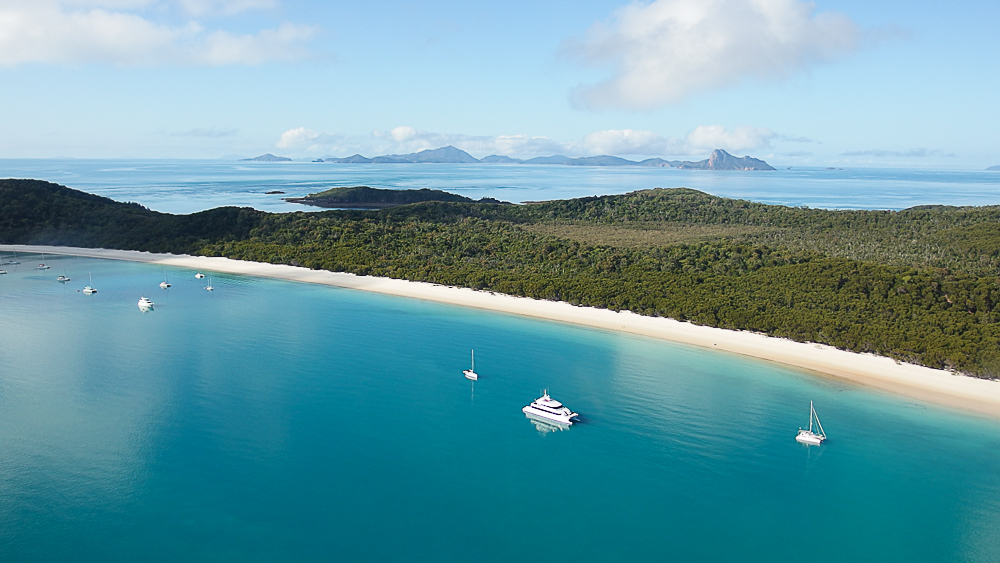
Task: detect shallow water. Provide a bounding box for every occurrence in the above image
[2,159,998,214]
[1,255,999,562]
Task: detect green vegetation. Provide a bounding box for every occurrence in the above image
[285,185,509,208]
[3,179,1000,378]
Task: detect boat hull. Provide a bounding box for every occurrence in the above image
[463,369,478,381]
[522,405,575,426]
[795,430,825,445]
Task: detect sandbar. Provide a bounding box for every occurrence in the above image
[6,244,1000,419]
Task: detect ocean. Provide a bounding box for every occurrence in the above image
[1,159,999,214]
[2,162,1000,561]
[0,255,999,562]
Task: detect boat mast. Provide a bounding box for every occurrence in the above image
[812,402,826,438]
[471,349,475,372]
[809,401,815,433]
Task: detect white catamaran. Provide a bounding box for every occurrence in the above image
[83,272,97,294]
[795,401,827,445]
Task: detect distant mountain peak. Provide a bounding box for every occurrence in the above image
[241,153,292,162]
[677,149,774,170]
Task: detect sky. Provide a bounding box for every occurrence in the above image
[0,0,998,168]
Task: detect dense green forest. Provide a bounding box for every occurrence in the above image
[284,185,508,208]
[2,178,999,378]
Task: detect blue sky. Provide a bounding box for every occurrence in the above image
[0,0,997,168]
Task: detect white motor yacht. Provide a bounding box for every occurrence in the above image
[138,297,154,310]
[522,391,579,426]
[795,401,827,445]
[463,349,478,381]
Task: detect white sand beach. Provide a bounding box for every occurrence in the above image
[6,243,1000,418]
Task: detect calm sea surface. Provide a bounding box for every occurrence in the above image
[1,159,999,213]
[1,255,999,562]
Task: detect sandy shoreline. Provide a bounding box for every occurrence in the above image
[6,243,1000,418]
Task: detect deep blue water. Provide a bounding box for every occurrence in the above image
[1,159,999,214]
[1,255,999,562]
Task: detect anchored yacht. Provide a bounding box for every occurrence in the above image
[138,297,154,310]
[463,349,478,381]
[522,391,579,426]
[37,263,50,270]
[83,272,97,294]
[195,272,205,279]
[57,275,70,282]
[795,401,827,445]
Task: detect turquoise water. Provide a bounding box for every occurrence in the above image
[2,159,999,213]
[1,255,999,562]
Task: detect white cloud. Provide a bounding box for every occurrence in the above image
[568,0,862,109]
[582,129,683,155]
[389,126,418,143]
[177,0,276,17]
[0,1,314,66]
[275,124,787,159]
[685,125,775,152]
[276,127,321,149]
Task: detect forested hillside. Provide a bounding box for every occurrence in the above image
[3,179,999,378]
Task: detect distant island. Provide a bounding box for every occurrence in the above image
[987,165,1000,171]
[284,186,510,208]
[242,154,292,162]
[318,146,774,170]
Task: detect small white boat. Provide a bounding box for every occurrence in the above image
[795,401,827,445]
[195,272,205,279]
[37,263,50,270]
[463,349,478,381]
[4,251,19,265]
[205,277,214,291]
[57,275,70,282]
[522,391,579,426]
[159,280,171,289]
[0,266,6,275]
[83,272,97,294]
[138,296,154,310]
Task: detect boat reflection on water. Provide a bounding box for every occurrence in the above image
[524,412,570,434]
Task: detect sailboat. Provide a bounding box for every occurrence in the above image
[205,277,214,291]
[463,349,478,381]
[37,262,50,270]
[7,250,19,265]
[195,272,205,279]
[795,401,827,445]
[83,272,97,294]
[57,267,70,282]
[159,272,171,288]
